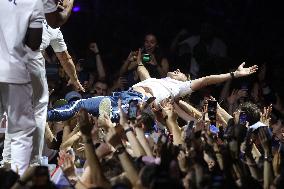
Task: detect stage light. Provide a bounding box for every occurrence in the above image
[73,6,81,12]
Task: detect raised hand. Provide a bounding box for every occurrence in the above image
[77,109,93,136]
[234,62,258,78]
[118,99,129,128]
[227,89,239,105]
[105,127,122,148]
[160,98,178,122]
[67,78,85,92]
[177,151,189,172]
[98,113,115,130]
[260,105,272,126]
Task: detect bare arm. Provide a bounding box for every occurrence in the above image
[56,50,84,91]
[135,127,153,157]
[136,49,151,81]
[191,63,258,92]
[78,109,110,188]
[92,43,106,80]
[60,131,81,150]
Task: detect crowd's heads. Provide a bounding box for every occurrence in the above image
[234,102,261,126]
[167,69,188,82]
[92,80,108,96]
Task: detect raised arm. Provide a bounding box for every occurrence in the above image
[191,63,258,91]
[78,109,110,188]
[91,43,106,80]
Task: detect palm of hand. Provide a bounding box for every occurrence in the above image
[236,62,258,77]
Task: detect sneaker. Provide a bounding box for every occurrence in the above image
[99,98,112,119]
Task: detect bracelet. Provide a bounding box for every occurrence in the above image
[114,144,125,156]
[124,127,134,134]
[94,52,100,56]
[264,156,273,162]
[230,72,235,80]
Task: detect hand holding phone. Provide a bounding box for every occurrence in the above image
[128,100,139,120]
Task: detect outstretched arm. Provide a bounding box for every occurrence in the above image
[191,62,258,91]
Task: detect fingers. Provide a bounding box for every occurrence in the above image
[239,62,245,68]
[49,88,55,96]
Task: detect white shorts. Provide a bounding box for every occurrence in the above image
[40,20,67,52]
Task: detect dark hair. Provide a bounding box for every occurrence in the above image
[0,168,19,189]
[139,164,158,188]
[239,102,261,125]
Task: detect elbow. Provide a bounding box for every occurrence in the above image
[45,13,66,29]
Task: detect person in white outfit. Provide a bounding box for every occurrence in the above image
[29,20,83,163]
[0,0,44,175]
[1,20,84,165]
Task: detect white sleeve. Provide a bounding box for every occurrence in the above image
[43,0,57,14]
[178,80,193,97]
[29,0,45,28]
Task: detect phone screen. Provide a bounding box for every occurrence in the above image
[208,100,217,124]
[128,100,138,120]
[239,111,247,125]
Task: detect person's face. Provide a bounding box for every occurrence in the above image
[94,82,108,96]
[271,120,284,142]
[167,69,188,81]
[203,152,215,171]
[144,34,158,53]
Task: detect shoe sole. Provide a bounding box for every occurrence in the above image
[99,98,112,119]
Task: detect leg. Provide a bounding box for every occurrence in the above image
[0,83,36,175]
[47,96,108,121]
[27,54,49,163]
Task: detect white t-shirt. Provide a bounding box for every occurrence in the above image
[133,77,193,104]
[0,0,44,84]
[41,20,67,52]
[43,0,57,14]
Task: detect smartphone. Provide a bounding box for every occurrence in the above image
[239,111,247,125]
[185,121,194,139]
[207,100,217,124]
[142,53,151,63]
[128,100,139,120]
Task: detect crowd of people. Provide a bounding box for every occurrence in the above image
[1,0,284,189]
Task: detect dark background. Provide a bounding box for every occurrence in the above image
[60,0,284,86]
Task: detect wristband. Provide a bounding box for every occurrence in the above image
[264,155,273,162]
[124,127,134,134]
[114,144,125,156]
[94,52,100,56]
[230,72,235,80]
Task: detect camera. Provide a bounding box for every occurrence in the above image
[128,100,139,120]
